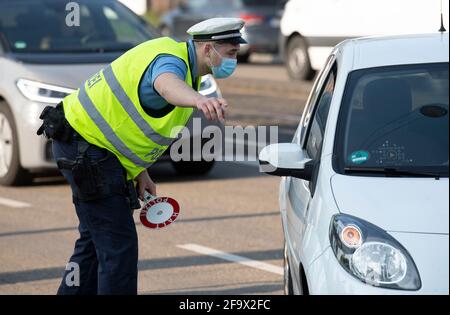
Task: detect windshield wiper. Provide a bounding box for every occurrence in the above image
[344,167,447,178]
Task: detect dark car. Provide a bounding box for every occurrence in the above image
[159,0,287,62]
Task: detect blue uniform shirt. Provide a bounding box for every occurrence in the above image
[138,40,198,110]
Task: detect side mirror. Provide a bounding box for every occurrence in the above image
[258,143,315,181]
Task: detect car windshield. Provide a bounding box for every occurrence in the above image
[0,0,157,53]
[335,63,449,177]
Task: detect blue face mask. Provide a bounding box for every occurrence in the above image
[209,46,237,79]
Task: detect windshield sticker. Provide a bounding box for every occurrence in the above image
[349,150,370,165]
[14,41,27,49]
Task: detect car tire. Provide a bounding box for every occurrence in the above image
[286,35,314,81]
[171,160,215,176]
[284,241,295,295]
[0,101,33,186]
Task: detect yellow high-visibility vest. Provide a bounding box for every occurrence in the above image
[63,37,200,179]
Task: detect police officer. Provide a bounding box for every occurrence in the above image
[37,18,246,295]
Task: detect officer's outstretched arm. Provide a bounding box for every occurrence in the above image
[154,73,228,122]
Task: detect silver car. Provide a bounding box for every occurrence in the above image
[0,0,221,186]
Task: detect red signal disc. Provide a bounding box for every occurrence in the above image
[140,197,180,229]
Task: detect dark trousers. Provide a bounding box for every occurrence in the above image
[53,139,138,295]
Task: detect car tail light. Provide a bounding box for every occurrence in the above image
[240,13,264,26]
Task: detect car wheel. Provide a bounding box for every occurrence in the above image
[171,160,215,176]
[0,101,33,186]
[286,36,314,81]
[284,241,294,295]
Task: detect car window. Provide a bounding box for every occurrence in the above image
[306,63,337,160]
[299,55,336,147]
[335,62,449,176]
[0,0,155,53]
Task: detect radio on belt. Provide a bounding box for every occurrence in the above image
[140,191,180,229]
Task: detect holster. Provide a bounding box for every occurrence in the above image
[56,140,121,202]
[126,180,141,210]
[36,103,74,143]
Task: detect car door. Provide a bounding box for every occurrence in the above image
[285,55,337,283]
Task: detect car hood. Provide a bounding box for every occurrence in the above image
[331,174,449,234]
[15,62,109,90]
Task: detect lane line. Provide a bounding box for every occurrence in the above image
[0,197,31,208]
[177,244,283,275]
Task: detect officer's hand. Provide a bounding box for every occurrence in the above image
[135,170,157,201]
[195,96,228,123]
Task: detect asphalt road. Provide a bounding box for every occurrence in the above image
[0,59,313,295]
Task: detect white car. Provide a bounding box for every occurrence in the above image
[260,32,449,294]
[280,0,449,80]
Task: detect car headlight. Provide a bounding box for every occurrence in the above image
[329,214,421,290]
[199,75,219,97]
[16,79,75,104]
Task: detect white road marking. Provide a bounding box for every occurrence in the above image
[0,197,31,208]
[178,243,283,275]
